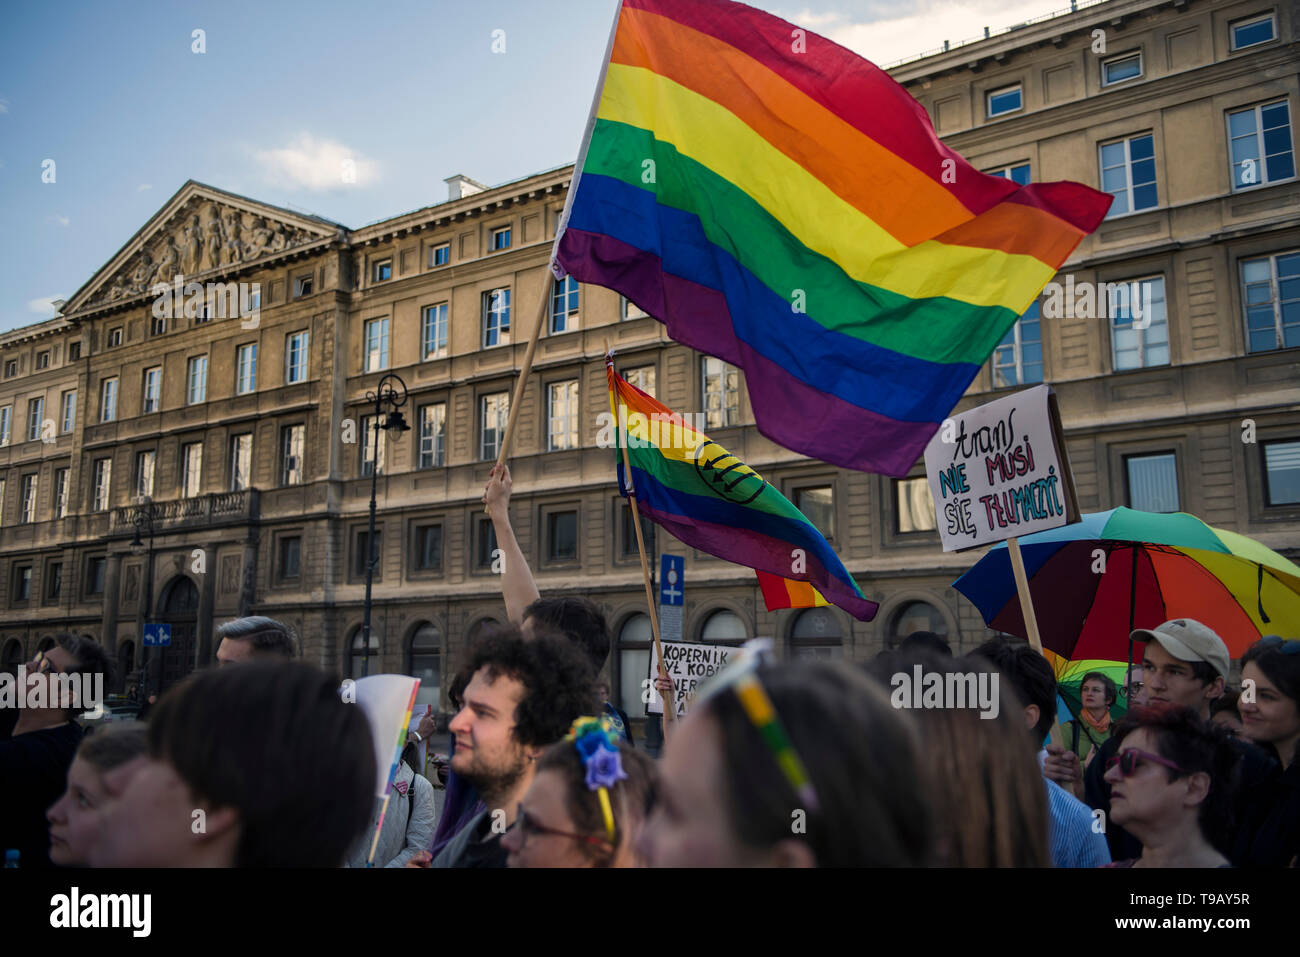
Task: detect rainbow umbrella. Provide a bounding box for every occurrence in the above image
[954,507,1300,663]
[1044,651,1130,725]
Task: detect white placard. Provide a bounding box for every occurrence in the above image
[644,641,734,717]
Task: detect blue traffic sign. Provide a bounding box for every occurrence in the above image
[659,554,684,606]
[143,623,172,647]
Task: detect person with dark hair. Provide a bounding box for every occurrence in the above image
[1078,620,1276,865]
[421,666,487,859]
[1059,671,1118,765]
[46,722,149,867]
[1101,703,1240,867]
[345,742,436,868]
[89,662,375,867]
[642,657,932,867]
[1210,688,1243,736]
[969,638,1110,867]
[503,716,658,867]
[214,616,298,665]
[1234,636,1300,867]
[898,630,952,658]
[417,627,597,868]
[0,635,112,868]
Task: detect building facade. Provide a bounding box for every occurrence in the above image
[1,0,1296,723]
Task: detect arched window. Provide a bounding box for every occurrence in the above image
[790,607,843,660]
[888,601,949,649]
[409,623,441,711]
[616,613,652,715]
[347,627,380,679]
[2,638,23,675]
[700,610,746,646]
[37,636,56,652]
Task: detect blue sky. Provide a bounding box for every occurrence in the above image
[0,0,1067,334]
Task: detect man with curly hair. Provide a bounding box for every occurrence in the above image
[429,627,597,868]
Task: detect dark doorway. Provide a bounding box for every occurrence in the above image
[156,576,199,695]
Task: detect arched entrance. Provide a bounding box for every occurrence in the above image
[156,576,199,695]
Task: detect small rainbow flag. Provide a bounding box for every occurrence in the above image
[608,357,877,621]
[556,0,1111,477]
[756,570,830,612]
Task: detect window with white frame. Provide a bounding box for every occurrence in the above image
[1100,133,1157,216]
[701,357,740,429]
[20,474,36,524]
[986,84,1022,117]
[181,441,203,498]
[418,403,446,468]
[482,289,511,347]
[422,303,448,359]
[429,243,450,267]
[991,301,1044,388]
[1263,439,1300,506]
[987,163,1031,185]
[373,259,392,282]
[142,366,161,413]
[53,467,68,519]
[551,276,579,333]
[60,390,75,433]
[26,397,44,442]
[623,365,656,397]
[360,415,385,477]
[135,450,155,499]
[547,380,579,451]
[100,378,118,422]
[896,477,937,533]
[1102,51,1142,86]
[92,458,112,511]
[1230,12,1277,50]
[0,406,10,446]
[1109,276,1169,369]
[364,318,390,372]
[235,343,258,394]
[1228,100,1295,190]
[108,327,122,347]
[1241,251,1300,352]
[285,331,309,384]
[621,295,649,320]
[281,424,304,486]
[1126,452,1179,513]
[230,434,252,491]
[480,393,508,461]
[490,226,512,251]
[187,356,208,404]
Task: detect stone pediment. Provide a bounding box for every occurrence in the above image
[67,181,341,315]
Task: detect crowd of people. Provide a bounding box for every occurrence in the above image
[2,464,1297,868]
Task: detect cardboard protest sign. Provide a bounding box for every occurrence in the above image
[924,384,1079,552]
[645,641,734,718]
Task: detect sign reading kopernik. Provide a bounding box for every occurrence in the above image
[923,384,1079,552]
[645,641,733,718]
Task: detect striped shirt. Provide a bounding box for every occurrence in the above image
[1045,776,1112,868]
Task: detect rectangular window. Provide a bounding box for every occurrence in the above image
[20,474,36,524]
[1100,133,1158,216]
[373,258,392,282]
[246,286,260,314]
[92,458,112,511]
[990,301,1044,387]
[187,355,208,404]
[491,226,512,251]
[418,403,446,469]
[896,477,937,533]
[480,393,509,461]
[135,450,155,499]
[142,366,161,413]
[795,486,835,540]
[294,274,314,298]
[621,296,649,321]
[1263,439,1300,506]
[13,565,32,603]
[623,365,656,397]
[1109,277,1169,369]
[100,378,117,422]
[422,303,448,359]
[108,327,123,347]
[86,556,106,596]
[547,380,579,451]
[53,467,68,519]
[364,318,390,372]
[482,288,511,347]
[285,331,309,384]
[620,501,656,559]
[413,524,443,571]
[36,350,50,370]
[68,342,81,361]
[361,415,385,476]
[27,396,44,442]
[279,536,302,581]
[1231,12,1277,50]
[547,510,578,562]
[0,406,10,445]
[230,434,252,491]
[4,359,16,377]
[235,343,258,394]
[550,276,579,334]
[701,357,740,429]
[1228,101,1295,190]
[988,163,1032,185]
[1126,452,1180,512]
[1241,251,1300,352]
[354,528,383,579]
[986,84,1022,117]
[476,517,498,569]
[151,315,166,336]
[45,561,62,602]
[1102,51,1143,86]
[429,243,450,267]
[181,441,203,497]
[60,391,75,433]
[281,424,305,486]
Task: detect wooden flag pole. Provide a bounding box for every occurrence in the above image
[607,339,675,725]
[1007,536,1062,748]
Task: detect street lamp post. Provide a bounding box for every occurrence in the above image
[361,373,411,678]
[129,499,156,701]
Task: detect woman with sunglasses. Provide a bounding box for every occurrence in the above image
[1101,703,1240,868]
[501,716,657,867]
[1234,635,1300,867]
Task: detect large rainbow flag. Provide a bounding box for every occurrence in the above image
[607,357,877,621]
[555,0,1112,477]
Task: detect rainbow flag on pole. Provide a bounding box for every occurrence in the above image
[556,0,1111,477]
[607,357,877,621]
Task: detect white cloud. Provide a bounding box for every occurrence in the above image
[137,183,151,191]
[0,97,9,114]
[48,214,69,226]
[253,133,379,190]
[28,296,61,315]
